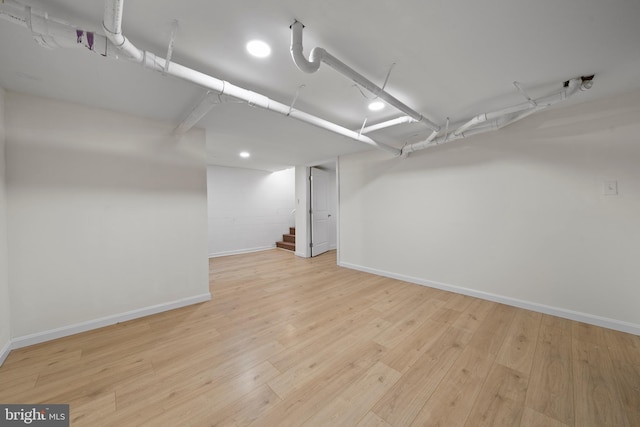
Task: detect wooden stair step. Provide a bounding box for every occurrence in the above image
[283,234,295,243]
[289,227,295,235]
[276,241,295,251]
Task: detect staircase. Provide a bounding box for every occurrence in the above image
[276,227,295,252]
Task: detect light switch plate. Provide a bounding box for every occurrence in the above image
[603,180,618,195]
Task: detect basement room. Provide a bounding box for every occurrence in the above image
[0,0,639,426]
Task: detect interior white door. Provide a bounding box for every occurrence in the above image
[310,167,330,257]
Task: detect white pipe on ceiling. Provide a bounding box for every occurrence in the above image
[1,0,112,54]
[358,116,415,135]
[0,0,27,27]
[290,21,440,132]
[100,1,401,156]
[102,0,143,62]
[401,77,590,156]
[497,107,543,130]
[174,91,221,135]
[0,0,401,157]
[2,0,594,160]
[453,103,534,137]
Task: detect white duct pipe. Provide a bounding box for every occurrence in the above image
[358,116,415,134]
[99,0,400,156]
[401,77,590,156]
[452,122,500,141]
[402,118,501,155]
[1,0,401,156]
[3,0,592,160]
[435,110,538,149]
[290,21,320,74]
[0,0,27,27]
[102,0,143,62]
[451,77,586,138]
[404,121,501,155]
[174,91,221,135]
[1,0,112,54]
[290,21,439,132]
[28,11,104,52]
[424,129,439,144]
[497,106,543,129]
[166,58,400,154]
[452,114,487,137]
[109,3,401,155]
[536,78,583,106]
[453,102,541,136]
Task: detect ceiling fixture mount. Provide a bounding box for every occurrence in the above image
[246,40,271,58]
[239,151,250,158]
[368,101,385,111]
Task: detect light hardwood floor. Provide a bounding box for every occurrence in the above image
[1,249,639,426]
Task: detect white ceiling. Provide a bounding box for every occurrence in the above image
[1,0,639,171]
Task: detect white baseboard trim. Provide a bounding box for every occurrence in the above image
[339,261,640,336]
[11,293,211,350]
[208,245,275,258]
[0,340,11,367]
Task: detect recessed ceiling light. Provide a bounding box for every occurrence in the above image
[239,151,250,158]
[368,101,385,111]
[246,40,271,58]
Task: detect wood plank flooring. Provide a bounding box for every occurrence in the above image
[1,249,638,426]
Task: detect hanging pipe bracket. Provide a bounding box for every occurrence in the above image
[163,20,179,74]
[287,84,305,116]
[513,81,537,107]
[358,118,368,138]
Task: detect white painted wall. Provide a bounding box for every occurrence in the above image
[207,165,294,257]
[339,89,640,334]
[6,92,209,340]
[295,166,310,257]
[0,88,10,361]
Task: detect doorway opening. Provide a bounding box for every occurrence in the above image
[294,161,337,258]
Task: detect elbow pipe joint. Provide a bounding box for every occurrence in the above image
[454,113,487,136]
[309,47,326,65]
[102,21,124,46]
[102,0,143,63]
[102,21,143,63]
[290,21,321,73]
